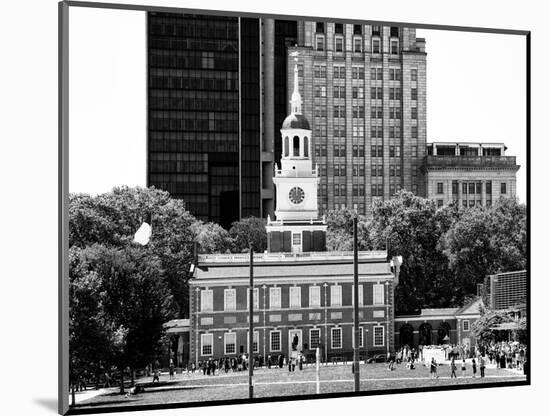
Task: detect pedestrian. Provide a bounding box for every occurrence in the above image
[480,355,486,378]
[152,369,160,383]
[461,358,466,377]
[450,358,457,379]
[169,359,175,380]
[471,358,477,378]
[430,357,437,379]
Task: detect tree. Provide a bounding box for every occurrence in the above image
[325,207,371,251]
[440,198,527,297]
[69,186,196,317]
[70,243,175,392]
[368,191,461,313]
[191,220,234,254]
[470,309,515,346]
[229,217,267,253]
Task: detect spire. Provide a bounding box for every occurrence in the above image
[290,51,302,114]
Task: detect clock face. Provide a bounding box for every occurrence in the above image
[289,187,305,204]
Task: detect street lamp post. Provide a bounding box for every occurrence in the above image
[352,216,360,392]
[262,285,267,362]
[195,287,200,365]
[323,283,328,364]
[385,281,390,357]
[249,247,254,399]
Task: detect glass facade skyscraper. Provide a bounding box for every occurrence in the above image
[148,13,263,228]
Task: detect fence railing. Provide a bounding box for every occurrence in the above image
[199,250,387,264]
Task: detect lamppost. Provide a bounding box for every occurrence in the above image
[323,283,328,364]
[385,281,390,357]
[262,285,267,363]
[195,287,200,365]
[365,328,369,363]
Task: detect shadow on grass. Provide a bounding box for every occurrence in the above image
[71,399,133,408]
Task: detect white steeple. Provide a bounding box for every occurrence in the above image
[290,51,302,114]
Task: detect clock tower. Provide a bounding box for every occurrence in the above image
[266,53,327,253]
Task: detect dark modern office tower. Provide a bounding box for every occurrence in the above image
[147,13,262,228]
[288,22,427,215]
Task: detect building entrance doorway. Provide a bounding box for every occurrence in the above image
[288,329,302,358]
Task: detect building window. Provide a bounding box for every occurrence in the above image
[309,286,321,307]
[310,329,321,349]
[331,285,342,306]
[486,181,492,195]
[246,288,259,310]
[372,37,381,53]
[335,23,344,34]
[316,36,325,51]
[224,288,236,311]
[224,332,236,355]
[270,287,281,309]
[501,182,507,194]
[335,36,344,52]
[390,39,399,54]
[371,67,383,80]
[371,86,382,100]
[316,22,325,33]
[292,232,302,246]
[437,199,444,208]
[290,286,302,308]
[353,24,362,35]
[200,289,213,312]
[373,284,384,305]
[201,333,213,356]
[437,183,444,194]
[390,26,399,37]
[411,88,418,101]
[353,326,364,348]
[411,107,418,119]
[352,67,365,79]
[411,126,418,138]
[373,326,385,347]
[331,327,342,349]
[351,284,364,306]
[452,182,458,195]
[270,330,281,352]
[463,320,470,332]
[354,37,362,52]
[389,68,401,80]
[246,331,259,353]
[411,68,418,81]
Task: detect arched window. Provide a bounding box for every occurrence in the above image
[399,324,414,348]
[304,137,309,157]
[418,323,432,346]
[293,136,300,157]
[284,136,289,157]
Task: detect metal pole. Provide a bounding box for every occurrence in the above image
[249,247,254,399]
[324,283,328,364]
[353,216,360,391]
[195,288,200,365]
[386,282,390,357]
[262,285,266,365]
[315,347,320,394]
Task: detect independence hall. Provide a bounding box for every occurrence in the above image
[188,57,401,363]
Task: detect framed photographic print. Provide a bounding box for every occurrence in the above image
[59,1,530,414]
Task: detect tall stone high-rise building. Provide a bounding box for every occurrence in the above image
[287,22,427,215]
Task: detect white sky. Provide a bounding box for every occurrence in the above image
[69,9,527,202]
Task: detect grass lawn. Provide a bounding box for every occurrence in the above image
[73,363,525,410]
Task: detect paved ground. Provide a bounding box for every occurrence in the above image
[71,362,526,410]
